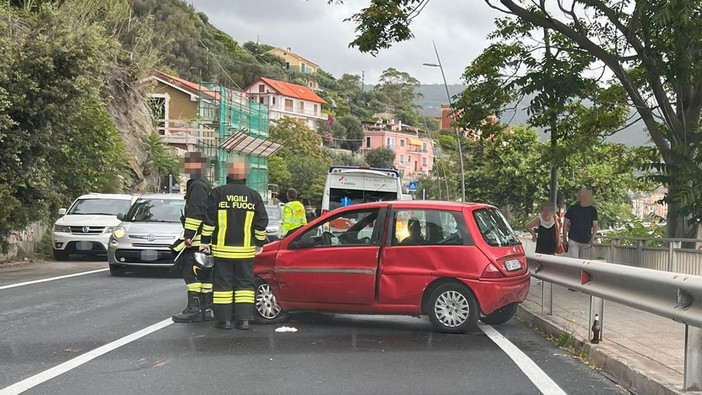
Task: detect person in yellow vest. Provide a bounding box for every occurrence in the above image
[281,188,307,237]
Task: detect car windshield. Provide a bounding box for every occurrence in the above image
[329,188,397,210]
[265,206,282,221]
[67,198,132,216]
[473,208,521,247]
[125,198,184,223]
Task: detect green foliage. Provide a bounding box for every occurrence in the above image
[0,2,131,251]
[365,147,396,169]
[269,117,323,159]
[267,155,291,187]
[143,133,180,177]
[323,148,368,167]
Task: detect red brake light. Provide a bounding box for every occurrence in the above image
[481,263,505,278]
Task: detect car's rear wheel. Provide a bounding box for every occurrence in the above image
[53,249,70,261]
[427,283,479,334]
[480,303,518,325]
[109,264,127,277]
[253,278,290,324]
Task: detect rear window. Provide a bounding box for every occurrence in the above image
[472,208,520,247]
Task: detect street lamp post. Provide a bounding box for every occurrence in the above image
[424,41,466,202]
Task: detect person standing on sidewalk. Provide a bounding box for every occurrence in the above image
[302,198,317,224]
[281,188,307,238]
[172,152,214,323]
[199,159,268,330]
[525,201,561,255]
[563,188,599,259]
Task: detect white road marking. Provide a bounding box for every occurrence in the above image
[0,268,109,290]
[480,324,567,395]
[0,318,173,395]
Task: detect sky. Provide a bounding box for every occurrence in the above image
[188,0,503,85]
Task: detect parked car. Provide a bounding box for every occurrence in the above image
[265,204,283,241]
[107,194,184,276]
[51,194,137,261]
[252,201,529,333]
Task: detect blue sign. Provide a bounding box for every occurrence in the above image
[408,181,418,192]
[340,197,352,207]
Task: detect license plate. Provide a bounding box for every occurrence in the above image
[76,241,93,251]
[140,250,159,262]
[504,259,522,272]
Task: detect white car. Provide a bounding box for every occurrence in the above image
[52,194,137,261]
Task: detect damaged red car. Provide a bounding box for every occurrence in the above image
[253,201,529,333]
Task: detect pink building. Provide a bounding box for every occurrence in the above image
[361,121,434,177]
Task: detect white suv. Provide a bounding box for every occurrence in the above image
[52,194,137,261]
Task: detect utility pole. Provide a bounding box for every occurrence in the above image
[361,71,365,92]
[424,41,466,202]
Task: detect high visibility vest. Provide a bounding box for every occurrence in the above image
[281,200,307,236]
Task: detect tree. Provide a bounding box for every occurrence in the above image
[269,117,323,159]
[337,115,364,152]
[342,0,702,239]
[365,147,396,169]
[374,68,422,126]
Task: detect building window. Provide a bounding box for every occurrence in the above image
[259,97,264,104]
[423,142,427,152]
[285,62,290,70]
[285,99,293,112]
[148,94,168,135]
[408,155,412,162]
[400,139,405,147]
[299,101,305,113]
[366,137,371,148]
[400,154,404,164]
[258,84,265,93]
[272,97,276,105]
[314,104,318,116]
[422,157,427,166]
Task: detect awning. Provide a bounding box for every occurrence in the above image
[408,138,423,146]
[219,130,282,158]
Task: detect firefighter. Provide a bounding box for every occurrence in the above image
[200,159,268,330]
[281,188,307,237]
[171,151,214,323]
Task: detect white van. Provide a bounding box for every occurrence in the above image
[321,166,403,214]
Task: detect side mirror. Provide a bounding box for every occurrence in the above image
[117,213,125,221]
[58,208,67,216]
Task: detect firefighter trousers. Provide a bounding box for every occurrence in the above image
[181,249,213,295]
[212,258,255,321]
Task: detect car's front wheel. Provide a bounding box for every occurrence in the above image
[53,249,70,261]
[427,283,479,334]
[253,278,290,324]
[480,303,518,325]
[109,264,126,277]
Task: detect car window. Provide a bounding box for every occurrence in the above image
[392,209,467,246]
[472,208,520,247]
[293,209,380,249]
[67,198,132,216]
[126,199,184,223]
[265,205,282,221]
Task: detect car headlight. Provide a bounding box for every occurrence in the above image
[54,225,71,233]
[104,226,116,234]
[113,226,126,239]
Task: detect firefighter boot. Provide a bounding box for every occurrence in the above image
[201,292,214,321]
[172,292,203,323]
[215,320,232,330]
[235,320,250,330]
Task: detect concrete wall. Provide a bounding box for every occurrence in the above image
[1,222,47,261]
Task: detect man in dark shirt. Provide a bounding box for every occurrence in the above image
[563,188,599,259]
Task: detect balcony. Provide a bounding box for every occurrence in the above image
[266,103,326,119]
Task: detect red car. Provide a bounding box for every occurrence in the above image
[253,201,529,333]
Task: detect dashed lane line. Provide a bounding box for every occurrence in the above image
[0,317,174,395]
[0,268,109,290]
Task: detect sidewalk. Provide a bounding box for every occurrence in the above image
[519,278,692,394]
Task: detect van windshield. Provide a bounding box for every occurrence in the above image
[473,208,521,247]
[329,188,398,211]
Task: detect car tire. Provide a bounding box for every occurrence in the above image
[53,249,70,261]
[480,303,518,326]
[427,283,479,334]
[253,278,290,325]
[109,264,127,277]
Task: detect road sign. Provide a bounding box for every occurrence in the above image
[408,181,417,192]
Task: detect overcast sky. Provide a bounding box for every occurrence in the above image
[188,0,503,85]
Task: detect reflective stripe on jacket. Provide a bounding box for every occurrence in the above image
[281,200,307,236]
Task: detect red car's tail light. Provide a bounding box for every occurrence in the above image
[481,263,505,278]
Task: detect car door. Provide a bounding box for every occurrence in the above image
[274,207,386,305]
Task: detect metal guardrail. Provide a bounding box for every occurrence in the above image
[528,253,702,391]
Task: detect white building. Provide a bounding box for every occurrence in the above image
[244,77,326,131]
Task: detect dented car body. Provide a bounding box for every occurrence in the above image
[253,201,529,333]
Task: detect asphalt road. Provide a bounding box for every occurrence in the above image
[0,260,628,395]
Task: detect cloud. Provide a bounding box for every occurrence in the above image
[189,0,502,84]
